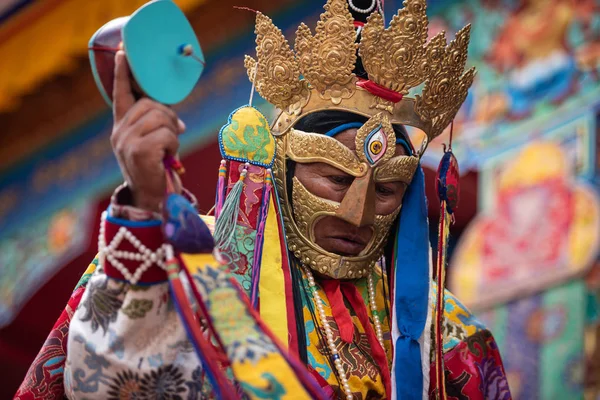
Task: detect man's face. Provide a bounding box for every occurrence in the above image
[293,128,408,257]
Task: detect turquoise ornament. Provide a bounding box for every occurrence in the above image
[88,0,204,106]
[124,0,204,105]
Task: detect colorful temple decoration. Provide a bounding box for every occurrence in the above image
[405,0,600,173]
[451,141,600,399]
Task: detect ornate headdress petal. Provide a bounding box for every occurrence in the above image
[294,0,357,104]
[360,0,429,94]
[244,12,307,110]
[415,24,475,139]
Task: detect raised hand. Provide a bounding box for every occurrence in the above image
[110,51,185,213]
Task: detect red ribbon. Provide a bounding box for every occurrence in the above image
[322,280,355,344]
[321,279,392,397]
[356,79,404,103]
[343,283,392,397]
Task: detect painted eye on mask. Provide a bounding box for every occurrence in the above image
[365,125,388,165]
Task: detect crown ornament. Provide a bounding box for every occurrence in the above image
[245,0,475,154]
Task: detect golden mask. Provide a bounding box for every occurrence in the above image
[273,113,419,279]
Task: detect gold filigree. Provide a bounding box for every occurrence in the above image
[374,155,419,183]
[354,113,396,166]
[288,177,400,279]
[244,12,308,110]
[360,0,429,94]
[287,129,367,176]
[370,96,395,114]
[294,0,357,104]
[247,0,474,146]
[291,177,338,234]
[273,136,402,279]
[415,25,475,139]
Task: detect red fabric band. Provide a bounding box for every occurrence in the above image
[356,79,404,103]
[322,280,355,344]
[342,283,392,397]
[103,218,168,284]
[322,279,392,395]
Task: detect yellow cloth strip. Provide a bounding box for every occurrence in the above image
[181,253,220,274]
[0,0,205,112]
[181,252,309,399]
[258,194,289,348]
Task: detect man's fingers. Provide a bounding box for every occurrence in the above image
[113,51,136,122]
[127,108,181,138]
[119,98,185,134]
[143,128,180,158]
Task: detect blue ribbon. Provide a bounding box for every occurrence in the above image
[392,166,429,399]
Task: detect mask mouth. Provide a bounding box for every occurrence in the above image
[309,210,375,258]
[320,231,370,257]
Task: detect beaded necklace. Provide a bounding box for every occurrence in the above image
[301,264,385,399]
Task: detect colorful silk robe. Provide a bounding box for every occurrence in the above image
[15,252,510,399]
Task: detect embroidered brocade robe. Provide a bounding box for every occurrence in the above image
[15,254,510,399]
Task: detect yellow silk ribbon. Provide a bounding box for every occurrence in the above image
[257,195,289,347]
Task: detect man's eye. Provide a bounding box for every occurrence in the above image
[376,184,394,196]
[328,175,353,185]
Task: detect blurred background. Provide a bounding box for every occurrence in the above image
[0,0,599,398]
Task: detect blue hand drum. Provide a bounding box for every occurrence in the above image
[88,0,205,106]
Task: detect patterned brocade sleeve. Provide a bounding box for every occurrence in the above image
[60,253,319,399]
[441,330,512,400]
[14,259,98,400]
[63,263,212,399]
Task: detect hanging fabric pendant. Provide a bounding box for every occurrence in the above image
[436,150,460,216]
[160,165,214,254]
[213,164,248,252]
[432,123,460,400]
[214,105,276,254]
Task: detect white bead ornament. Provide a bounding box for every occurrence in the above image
[303,265,385,400]
[367,274,385,347]
[348,0,376,14]
[98,212,168,285]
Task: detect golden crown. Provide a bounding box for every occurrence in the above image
[244,0,475,153]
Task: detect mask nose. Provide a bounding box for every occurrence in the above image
[335,168,376,227]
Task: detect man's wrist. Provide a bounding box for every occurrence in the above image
[132,193,164,215]
[109,183,198,221]
[110,183,162,221]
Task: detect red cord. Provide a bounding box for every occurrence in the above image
[233,5,259,13]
